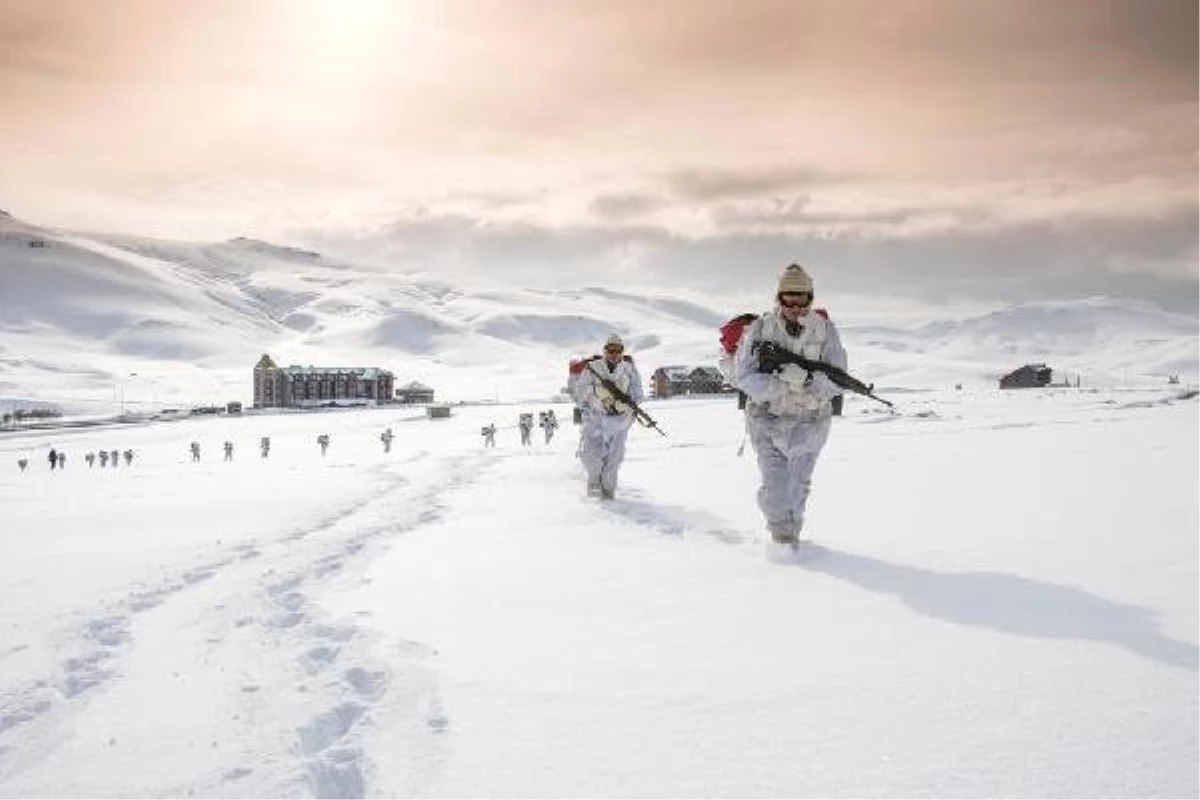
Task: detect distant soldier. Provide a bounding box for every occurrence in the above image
[190,441,201,462]
[567,360,589,458]
[223,441,234,461]
[85,452,96,468]
[539,410,559,444]
[518,414,534,446]
[108,449,118,468]
[99,450,110,467]
[481,423,496,448]
[57,452,67,469]
[259,436,271,459]
[380,427,394,453]
[123,449,134,466]
[567,360,586,426]
[317,434,330,457]
[17,458,28,472]
[572,333,646,500]
[48,448,58,470]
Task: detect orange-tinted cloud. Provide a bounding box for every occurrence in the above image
[0,0,1193,259]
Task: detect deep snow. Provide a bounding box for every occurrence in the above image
[1,387,1195,797]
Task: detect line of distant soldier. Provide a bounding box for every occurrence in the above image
[482,410,559,448]
[16,427,405,472]
[17,413,570,473]
[17,448,137,472]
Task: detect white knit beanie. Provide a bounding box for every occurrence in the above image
[776,263,814,295]
[605,333,625,348]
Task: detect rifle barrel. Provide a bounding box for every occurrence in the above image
[583,360,667,436]
[758,341,892,409]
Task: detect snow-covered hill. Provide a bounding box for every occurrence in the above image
[0,213,724,410]
[0,211,1195,413]
[844,297,1199,389]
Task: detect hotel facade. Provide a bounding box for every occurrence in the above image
[253,354,395,409]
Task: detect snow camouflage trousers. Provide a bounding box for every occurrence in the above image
[747,410,832,539]
[579,410,634,495]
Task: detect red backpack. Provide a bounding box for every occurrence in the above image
[719,309,830,355]
[568,355,634,423]
[717,309,840,415]
[569,354,634,374]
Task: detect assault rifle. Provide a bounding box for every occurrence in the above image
[583,361,667,437]
[757,341,893,409]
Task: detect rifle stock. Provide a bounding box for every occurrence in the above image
[757,341,893,409]
[583,361,667,436]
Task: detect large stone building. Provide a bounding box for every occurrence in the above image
[253,354,395,408]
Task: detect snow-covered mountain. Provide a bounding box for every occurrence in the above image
[0,210,1195,413]
[0,211,723,410]
[844,297,1199,390]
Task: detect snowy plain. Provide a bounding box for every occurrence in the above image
[0,210,1197,798]
[0,386,1196,798]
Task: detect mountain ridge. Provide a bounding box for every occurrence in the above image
[0,211,1194,410]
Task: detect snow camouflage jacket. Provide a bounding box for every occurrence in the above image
[732,309,847,420]
[572,355,644,418]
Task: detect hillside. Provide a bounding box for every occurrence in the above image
[1,212,1195,413]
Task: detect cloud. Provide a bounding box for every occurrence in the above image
[0,0,1194,312]
[297,203,1199,314]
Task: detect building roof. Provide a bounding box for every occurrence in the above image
[397,381,433,392]
[1003,364,1051,376]
[655,366,693,380]
[281,366,391,379]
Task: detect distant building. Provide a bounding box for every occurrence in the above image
[688,366,725,395]
[651,365,731,399]
[651,366,692,399]
[253,354,395,408]
[999,364,1052,389]
[395,381,435,404]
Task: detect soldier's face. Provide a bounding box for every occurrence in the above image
[604,345,623,364]
[778,292,812,321]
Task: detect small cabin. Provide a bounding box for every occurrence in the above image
[999,364,1052,389]
[426,404,451,419]
[651,366,692,399]
[687,366,726,395]
[396,381,435,404]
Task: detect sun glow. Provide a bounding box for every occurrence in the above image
[268,0,424,90]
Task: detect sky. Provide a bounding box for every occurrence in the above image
[0,0,1197,309]
[0,387,1195,797]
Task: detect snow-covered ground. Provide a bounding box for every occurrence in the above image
[1,387,1195,797]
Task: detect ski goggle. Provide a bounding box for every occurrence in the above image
[604,345,624,354]
[777,292,813,309]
